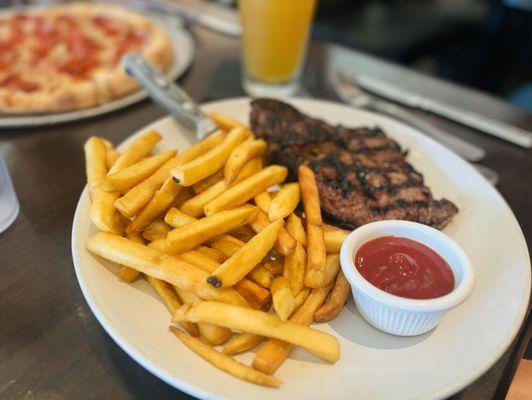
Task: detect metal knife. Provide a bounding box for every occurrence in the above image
[123,53,218,139]
[330,71,486,162]
[354,74,532,148]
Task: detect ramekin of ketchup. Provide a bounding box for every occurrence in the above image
[340,221,474,336]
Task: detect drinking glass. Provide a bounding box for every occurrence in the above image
[0,151,19,234]
[238,0,317,97]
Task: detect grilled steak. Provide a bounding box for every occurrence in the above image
[250,98,458,230]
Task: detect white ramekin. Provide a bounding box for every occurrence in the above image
[340,220,474,336]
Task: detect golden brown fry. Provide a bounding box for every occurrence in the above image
[171,186,195,209]
[173,301,339,362]
[286,213,306,246]
[204,165,287,216]
[91,190,124,234]
[127,177,181,233]
[227,225,256,242]
[207,219,283,288]
[172,127,247,186]
[86,232,248,307]
[166,207,258,254]
[164,207,197,228]
[102,139,120,170]
[324,229,350,253]
[208,113,247,132]
[304,223,327,288]
[192,170,224,193]
[223,333,264,356]
[283,242,306,295]
[247,263,274,288]
[210,236,245,258]
[314,271,351,322]
[234,279,272,310]
[178,250,219,272]
[270,277,296,321]
[142,219,172,242]
[323,254,341,286]
[262,259,284,276]
[196,246,227,263]
[298,165,322,225]
[84,136,107,197]
[108,131,161,174]
[249,210,296,256]
[119,231,145,283]
[294,287,310,308]
[102,150,176,192]
[268,183,300,221]
[254,191,272,213]
[169,327,281,388]
[224,139,267,184]
[252,284,332,374]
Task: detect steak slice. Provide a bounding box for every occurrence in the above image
[250,98,458,230]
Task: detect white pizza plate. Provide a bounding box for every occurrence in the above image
[0,11,194,128]
[71,98,531,400]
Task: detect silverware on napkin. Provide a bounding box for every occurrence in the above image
[123,54,218,139]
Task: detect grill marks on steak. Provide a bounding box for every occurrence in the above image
[250,98,458,230]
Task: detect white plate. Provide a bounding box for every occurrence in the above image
[71,98,531,400]
[0,13,194,128]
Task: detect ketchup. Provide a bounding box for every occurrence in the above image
[355,236,454,299]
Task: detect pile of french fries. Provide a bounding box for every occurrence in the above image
[83,113,351,388]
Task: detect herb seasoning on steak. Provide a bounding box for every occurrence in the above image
[250,98,458,230]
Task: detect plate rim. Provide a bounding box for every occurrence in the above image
[71,96,531,400]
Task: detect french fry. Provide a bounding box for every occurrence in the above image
[304,223,327,288]
[207,219,283,288]
[210,236,245,258]
[252,284,332,374]
[247,263,274,288]
[90,190,124,234]
[283,242,306,295]
[324,229,349,253]
[268,183,300,221]
[171,186,195,209]
[193,170,224,193]
[173,301,340,363]
[84,136,107,197]
[178,250,219,272]
[223,332,264,356]
[254,191,272,213]
[166,207,258,254]
[224,139,267,184]
[285,213,306,246]
[172,127,247,186]
[262,259,284,276]
[208,113,247,132]
[119,231,145,283]
[323,254,341,286]
[294,287,310,308]
[175,288,231,345]
[102,150,176,192]
[227,225,256,242]
[314,271,351,322]
[86,232,248,307]
[146,276,199,336]
[169,327,281,388]
[164,207,197,228]
[234,279,272,310]
[102,139,120,170]
[108,131,161,174]
[196,246,227,263]
[126,177,181,233]
[270,277,295,321]
[204,166,287,216]
[142,219,172,242]
[298,165,322,225]
[249,210,296,256]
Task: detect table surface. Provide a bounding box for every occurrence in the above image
[0,20,531,400]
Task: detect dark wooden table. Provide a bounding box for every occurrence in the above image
[0,22,530,400]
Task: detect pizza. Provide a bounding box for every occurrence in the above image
[0,3,173,114]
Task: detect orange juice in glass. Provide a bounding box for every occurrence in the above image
[238,0,317,97]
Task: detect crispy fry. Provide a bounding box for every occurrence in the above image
[304,223,327,288]
[298,165,322,225]
[270,277,295,321]
[166,207,258,254]
[208,113,247,131]
[254,191,272,213]
[126,177,181,233]
[146,276,199,336]
[314,271,351,322]
[173,301,339,362]
[252,284,332,374]
[268,183,300,221]
[247,263,274,288]
[192,169,224,193]
[224,139,267,184]
[164,207,197,228]
[118,231,145,282]
[171,186,195,209]
[172,127,247,186]
[108,131,161,174]
[249,210,296,256]
[204,165,287,216]
[285,213,306,246]
[234,279,272,310]
[84,136,107,197]
[103,150,176,192]
[323,254,341,286]
[175,288,231,345]
[207,219,283,288]
[102,139,120,170]
[169,327,281,388]
[142,219,172,241]
[227,225,256,242]
[210,236,245,258]
[86,232,248,307]
[262,259,284,276]
[283,242,306,295]
[91,191,124,234]
[294,287,310,308]
[223,333,264,356]
[324,229,349,253]
[196,246,227,263]
[178,250,219,272]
